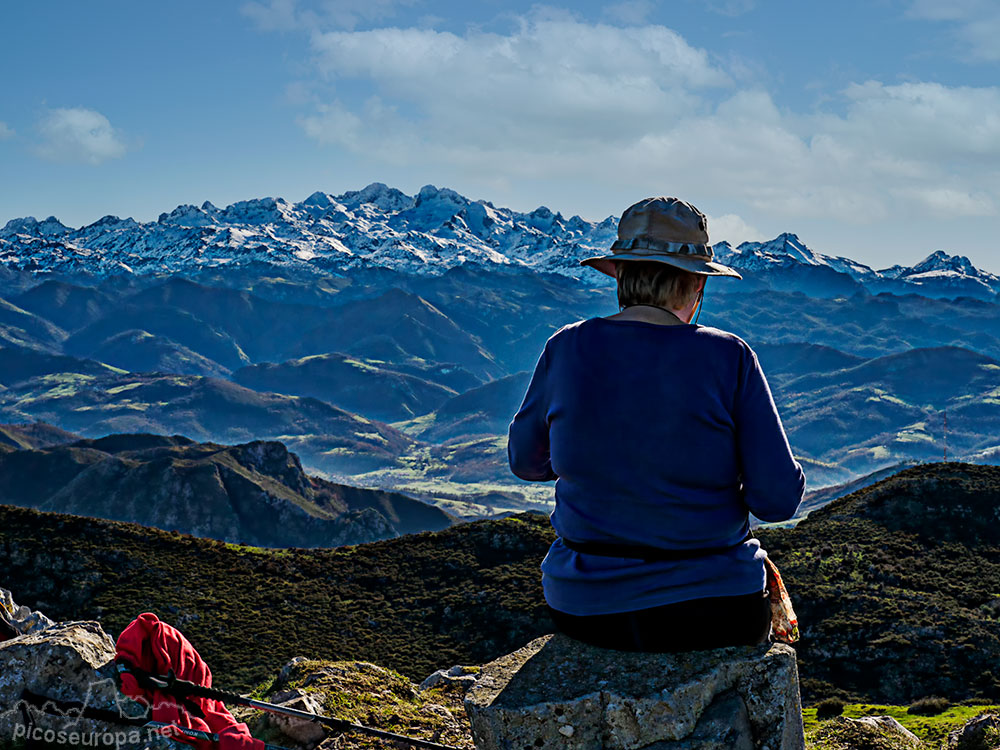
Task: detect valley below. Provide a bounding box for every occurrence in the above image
[1,185,998,521]
[1,264,998,522]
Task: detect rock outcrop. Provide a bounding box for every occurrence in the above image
[946,712,1000,750]
[1,586,54,640]
[0,620,167,749]
[420,665,481,693]
[464,633,804,750]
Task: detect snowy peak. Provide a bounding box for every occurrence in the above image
[1,216,72,237]
[525,205,566,233]
[83,215,139,231]
[715,234,997,297]
[396,185,471,230]
[719,233,878,282]
[908,250,982,278]
[0,185,995,299]
[220,197,295,226]
[302,191,335,208]
[337,182,412,213]
[878,250,998,285]
[297,192,352,221]
[717,233,823,271]
[743,233,821,266]
[414,184,466,208]
[882,250,1000,297]
[158,204,217,227]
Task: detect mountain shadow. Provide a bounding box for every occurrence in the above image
[393,372,531,442]
[0,344,123,386]
[0,372,415,474]
[0,421,81,452]
[288,289,502,380]
[0,297,67,353]
[64,305,250,371]
[232,352,473,422]
[12,280,116,333]
[89,329,231,378]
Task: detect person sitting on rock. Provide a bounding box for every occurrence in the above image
[506,196,805,651]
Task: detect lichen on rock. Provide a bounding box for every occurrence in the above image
[247,657,476,749]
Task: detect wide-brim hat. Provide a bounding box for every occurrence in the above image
[580,196,742,279]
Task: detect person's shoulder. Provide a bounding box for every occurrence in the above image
[545,318,591,343]
[692,324,752,348]
[695,326,757,367]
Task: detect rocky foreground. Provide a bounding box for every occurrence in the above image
[3,611,1000,750]
[0,614,477,750]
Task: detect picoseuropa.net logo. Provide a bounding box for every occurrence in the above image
[2,677,199,748]
[12,723,164,748]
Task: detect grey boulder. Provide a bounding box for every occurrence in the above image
[464,633,803,750]
[946,712,1000,750]
[0,620,168,749]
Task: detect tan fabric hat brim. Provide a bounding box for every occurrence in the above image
[579,253,743,279]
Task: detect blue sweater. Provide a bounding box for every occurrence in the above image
[507,317,805,616]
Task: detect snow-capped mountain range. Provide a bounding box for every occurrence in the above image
[0,183,617,280]
[2,183,998,299]
[714,233,1000,298]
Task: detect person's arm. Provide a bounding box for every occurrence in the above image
[734,346,805,521]
[507,344,557,482]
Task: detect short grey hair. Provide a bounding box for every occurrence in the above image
[615,260,703,310]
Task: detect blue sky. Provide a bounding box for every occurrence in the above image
[1,0,999,271]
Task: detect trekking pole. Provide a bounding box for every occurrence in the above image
[118,663,462,750]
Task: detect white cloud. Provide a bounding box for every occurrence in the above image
[890,187,995,217]
[708,213,766,245]
[907,0,1000,62]
[286,15,1000,226]
[310,19,730,91]
[300,100,366,149]
[833,81,1000,160]
[305,18,730,154]
[0,122,13,140]
[35,108,127,165]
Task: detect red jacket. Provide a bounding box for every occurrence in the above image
[116,612,264,750]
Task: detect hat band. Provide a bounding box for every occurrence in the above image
[610,237,713,260]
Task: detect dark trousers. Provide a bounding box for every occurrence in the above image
[547,590,771,652]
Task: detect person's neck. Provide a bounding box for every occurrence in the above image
[606,302,691,325]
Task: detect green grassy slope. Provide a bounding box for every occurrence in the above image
[3,461,1000,707]
[0,506,553,691]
